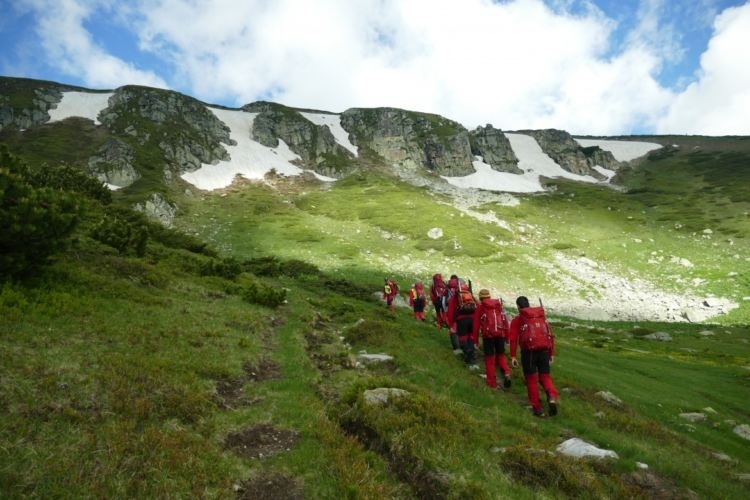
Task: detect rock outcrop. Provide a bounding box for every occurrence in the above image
[243,101,355,178]
[469,124,521,173]
[521,129,620,179]
[99,85,233,174]
[0,77,65,130]
[340,107,476,176]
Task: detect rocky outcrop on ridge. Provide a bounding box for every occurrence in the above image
[521,128,620,179]
[0,77,65,131]
[99,86,233,174]
[470,124,522,173]
[243,101,356,178]
[340,107,476,176]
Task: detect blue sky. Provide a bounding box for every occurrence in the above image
[1,0,749,135]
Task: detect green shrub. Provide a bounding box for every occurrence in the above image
[226,276,286,307]
[1,147,82,277]
[28,162,112,204]
[90,213,148,256]
[199,257,242,280]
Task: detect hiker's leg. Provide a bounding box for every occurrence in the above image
[524,373,542,412]
[482,338,497,387]
[537,352,558,401]
[497,353,511,377]
[483,355,497,387]
[450,332,460,350]
[522,351,542,411]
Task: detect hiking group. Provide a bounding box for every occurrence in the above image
[383,274,559,418]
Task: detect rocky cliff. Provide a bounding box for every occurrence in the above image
[243,101,355,178]
[520,128,620,179]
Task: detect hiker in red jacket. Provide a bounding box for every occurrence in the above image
[382,278,399,313]
[509,296,558,417]
[408,281,427,321]
[444,275,462,349]
[446,279,479,370]
[429,273,448,329]
[472,289,512,389]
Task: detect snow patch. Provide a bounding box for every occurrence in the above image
[181,107,336,191]
[574,138,662,162]
[47,91,113,125]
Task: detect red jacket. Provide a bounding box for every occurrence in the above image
[508,312,555,359]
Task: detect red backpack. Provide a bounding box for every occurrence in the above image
[456,282,477,313]
[480,299,509,338]
[414,282,426,300]
[518,306,553,350]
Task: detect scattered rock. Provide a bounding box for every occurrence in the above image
[733,424,750,441]
[679,413,706,423]
[711,452,735,462]
[556,438,618,459]
[670,256,694,268]
[357,353,394,364]
[427,227,443,239]
[595,390,623,406]
[644,332,672,342]
[363,387,410,406]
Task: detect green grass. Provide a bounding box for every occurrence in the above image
[3,108,750,496]
[7,248,748,497]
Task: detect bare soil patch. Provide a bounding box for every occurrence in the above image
[224,423,300,460]
[236,471,304,500]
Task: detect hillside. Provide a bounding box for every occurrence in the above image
[1,77,750,498]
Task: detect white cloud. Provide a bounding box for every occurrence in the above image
[656,3,750,135]
[125,0,677,134]
[7,0,750,135]
[16,0,168,90]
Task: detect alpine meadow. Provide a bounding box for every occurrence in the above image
[1,76,749,499]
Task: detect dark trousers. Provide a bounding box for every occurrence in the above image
[456,316,475,364]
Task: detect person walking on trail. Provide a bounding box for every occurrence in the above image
[509,296,559,417]
[429,273,448,329]
[473,289,512,390]
[409,281,427,321]
[447,279,479,370]
[383,278,399,313]
[444,275,461,351]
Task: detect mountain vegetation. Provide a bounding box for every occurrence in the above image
[1,77,749,498]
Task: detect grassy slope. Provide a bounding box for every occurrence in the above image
[2,134,750,497]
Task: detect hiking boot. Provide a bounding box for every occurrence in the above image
[503,375,512,388]
[548,400,558,416]
[532,408,546,418]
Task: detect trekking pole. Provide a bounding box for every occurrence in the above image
[539,297,544,307]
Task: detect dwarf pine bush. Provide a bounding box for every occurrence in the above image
[0,147,82,277]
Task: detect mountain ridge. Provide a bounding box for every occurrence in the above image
[1,76,658,194]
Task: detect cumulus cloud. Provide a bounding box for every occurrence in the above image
[11,0,168,90]
[5,0,750,135]
[656,3,750,135]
